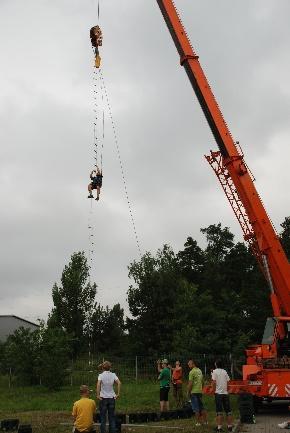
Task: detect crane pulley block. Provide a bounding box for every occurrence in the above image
[90,25,103,69]
[90,25,103,47]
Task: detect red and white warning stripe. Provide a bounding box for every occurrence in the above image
[268,384,278,397]
[285,384,290,397]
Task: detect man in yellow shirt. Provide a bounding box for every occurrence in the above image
[72,385,97,433]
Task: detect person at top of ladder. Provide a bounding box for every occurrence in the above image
[88,167,103,201]
[90,25,103,68]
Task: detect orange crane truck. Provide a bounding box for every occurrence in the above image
[156,0,290,403]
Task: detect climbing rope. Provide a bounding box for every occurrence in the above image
[87,200,94,282]
[92,68,105,170]
[99,69,142,258]
[93,72,98,167]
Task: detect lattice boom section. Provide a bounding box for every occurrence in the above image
[205,151,263,267]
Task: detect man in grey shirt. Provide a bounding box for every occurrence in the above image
[96,361,121,433]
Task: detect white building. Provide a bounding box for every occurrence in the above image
[0,315,40,342]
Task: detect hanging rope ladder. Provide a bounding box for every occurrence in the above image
[87,1,142,269]
[92,68,105,171]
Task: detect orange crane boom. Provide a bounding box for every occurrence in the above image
[156,0,290,317]
[156,0,290,401]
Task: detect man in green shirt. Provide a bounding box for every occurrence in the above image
[187,359,207,426]
[157,359,171,412]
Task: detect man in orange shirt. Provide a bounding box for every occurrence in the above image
[171,360,183,407]
[72,385,97,433]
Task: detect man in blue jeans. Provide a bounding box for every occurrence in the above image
[187,359,207,426]
[96,361,121,433]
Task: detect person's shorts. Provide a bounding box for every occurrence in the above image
[160,386,170,401]
[190,393,204,413]
[90,181,102,189]
[215,393,232,416]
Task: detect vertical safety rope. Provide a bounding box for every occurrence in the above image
[99,69,105,171]
[93,68,105,169]
[87,199,94,282]
[101,106,104,170]
[93,68,98,166]
[99,69,142,258]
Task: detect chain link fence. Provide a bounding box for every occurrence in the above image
[0,353,244,388]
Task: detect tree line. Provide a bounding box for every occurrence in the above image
[1,217,289,388]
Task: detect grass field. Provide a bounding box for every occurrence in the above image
[0,381,239,432]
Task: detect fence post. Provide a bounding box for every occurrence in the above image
[70,359,73,387]
[203,354,207,377]
[230,353,234,379]
[135,356,138,382]
[9,367,12,389]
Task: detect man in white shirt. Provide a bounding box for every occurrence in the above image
[96,361,121,433]
[211,360,233,432]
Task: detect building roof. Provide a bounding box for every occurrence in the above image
[0,315,40,328]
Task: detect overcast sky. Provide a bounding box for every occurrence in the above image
[0,0,290,322]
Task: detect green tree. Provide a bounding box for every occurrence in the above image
[5,327,39,385]
[39,326,70,389]
[0,340,8,375]
[50,251,97,357]
[177,237,204,285]
[175,224,271,355]
[199,223,235,300]
[91,303,126,356]
[127,245,182,355]
[280,216,290,260]
[201,223,234,263]
[223,242,271,353]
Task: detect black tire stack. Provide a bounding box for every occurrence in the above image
[127,406,192,424]
[17,426,32,433]
[238,393,255,424]
[0,419,19,431]
[95,406,194,432]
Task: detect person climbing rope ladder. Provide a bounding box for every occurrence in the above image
[88,167,103,201]
[90,25,103,68]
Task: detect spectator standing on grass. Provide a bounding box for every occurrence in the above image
[211,359,233,432]
[187,359,207,426]
[96,361,121,433]
[72,384,97,433]
[171,360,183,407]
[157,359,171,412]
